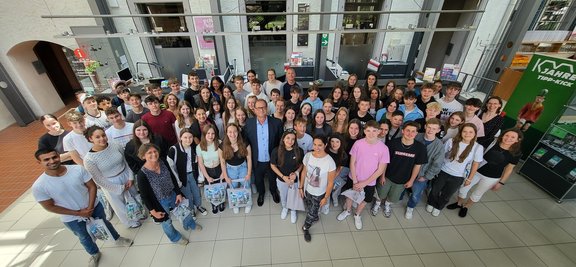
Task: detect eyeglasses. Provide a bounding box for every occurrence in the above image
[284,129,296,134]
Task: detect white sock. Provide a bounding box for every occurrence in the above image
[385,201,392,207]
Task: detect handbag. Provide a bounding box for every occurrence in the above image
[97,189,114,221]
[204,182,227,205]
[86,217,114,241]
[286,183,306,211]
[227,180,252,208]
[124,191,146,221]
[171,198,192,225]
[341,189,365,204]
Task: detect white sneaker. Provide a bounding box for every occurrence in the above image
[233,207,239,214]
[177,237,189,246]
[337,210,351,221]
[432,208,441,217]
[371,200,381,216]
[405,207,414,220]
[114,237,133,247]
[88,252,101,267]
[321,205,330,215]
[426,204,434,213]
[383,204,392,218]
[354,214,363,230]
[290,210,297,224]
[280,208,288,220]
[244,205,252,214]
[251,184,257,194]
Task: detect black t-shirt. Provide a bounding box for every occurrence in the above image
[328,150,349,168]
[478,145,520,178]
[386,138,428,184]
[415,96,436,118]
[285,99,302,115]
[226,150,246,166]
[38,131,74,165]
[350,112,374,127]
[270,147,303,182]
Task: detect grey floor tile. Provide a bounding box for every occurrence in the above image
[455,224,498,249]
[475,249,515,267]
[504,221,550,246]
[553,218,576,240]
[389,254,424,267]
[480,223,524,248]
[506,200,547,220]
[271,236,301,264]
[351,230,388,257]
[419,252,455,267]
[361,256,394,267]
[468,203,501,223]
[181,241,214,267]
[483,201,524,222]
[529,219,575,244]
[325,232,359,260]
[244,215,271,238]
[404,228,444,254]
[447,251,485,267]
[430,226,471,252]
[528,199,573,219]
[555,243,576,264]
[301,261,332,267]
[331,258,362,267]
[242,237,271,266]
[299,233,330,262]
[378,229,416,256]
[150,244,185,267]
[530,245,576,267]
[216,216,245,240]
[211,239,242,267]
[502,247,546,267]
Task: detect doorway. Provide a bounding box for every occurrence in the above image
[246,0,287,79]
[33,41,82,105]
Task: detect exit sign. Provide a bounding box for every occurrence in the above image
[321,34,328,47]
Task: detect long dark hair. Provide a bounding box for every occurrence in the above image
[449,123,477,163]
[327,133,347,167]
[497,128,523,156]
[346,119,364,140]
[277,130,301,167]
[221,123,248,160]
[130,120,156,152]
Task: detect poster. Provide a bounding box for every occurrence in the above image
[440,64,460,81]
[502,54,576,156]
[193,16,215,49]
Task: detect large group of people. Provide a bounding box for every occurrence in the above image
[33,68,524,266]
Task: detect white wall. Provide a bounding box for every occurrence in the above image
[291,1,321,59]
[221,0,246,74]
[189,0,217,59]
[460,0,516,91]
[0,0,97,130]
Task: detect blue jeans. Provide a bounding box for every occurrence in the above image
[63,203,119,255]
[181,172,202,207]
[227,161,249,189]
[407,178,429,208]
[158,192,197,242]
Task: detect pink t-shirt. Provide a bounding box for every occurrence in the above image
[350,138,390,186]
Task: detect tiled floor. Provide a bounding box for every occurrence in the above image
[1,170,576,267]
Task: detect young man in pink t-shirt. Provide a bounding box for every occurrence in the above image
[337,120,389,230]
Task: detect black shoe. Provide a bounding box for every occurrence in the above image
[219,203,226,212]
[446,202,462,210]
[212,204,219,214]
[272,192,280,203]
[303,227,311,242]
[458,207,468,217]
[257,194,265,206]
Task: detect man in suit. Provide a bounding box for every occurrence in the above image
[243,99,283,206]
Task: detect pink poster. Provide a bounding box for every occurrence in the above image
[193,16,215,49]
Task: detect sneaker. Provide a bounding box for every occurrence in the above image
[371,200,381,216]
[218,203,226,212]
[303,227,311,242]
[458,207,468,218]
[446,202,462,210]
[244,205,252,214]
[197,206,208,216]
[212,204,219,215]
[405,207,414,220]
[383,204,392,218]
[432,208,441,217]
[290,210,297,224]
[194,224,203,231]
[114,237,134,247]
[321,205,329,215]
[337,210,351,221]
[88,252,101,267]
[281,208,289,220]
[129,222,141,228]
[177,237,189,246]
[233,207,240,214]
[426,204,434,213]
[354,214,362,230]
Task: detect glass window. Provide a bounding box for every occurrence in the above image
[138,3,191,48]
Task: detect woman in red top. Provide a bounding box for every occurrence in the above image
[516,94,545,132]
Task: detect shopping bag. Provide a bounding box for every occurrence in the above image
[171,198,192,225]
[286,184,305,211]
[97,189,114,220]
[204,182,227,206]
[227,181,251,208]
[341,189,366,204]
[86,217,114,241]
[124,191,145,221]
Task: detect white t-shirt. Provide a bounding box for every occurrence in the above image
[32,165,97,222]
[84,110,111,129]
[303,152,336,196]
[105,122,134,147]
[297,134,313,152]
[437,98,463,123]
[465,115,485,138]
[441,139,484,177]
[63,131,93,159]
[244,91,270,108]
[262,80,283,97]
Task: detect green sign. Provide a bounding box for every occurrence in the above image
[502,54,576,155]
[321,34,328,47]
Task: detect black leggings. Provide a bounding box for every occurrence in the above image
[427,171,464,210]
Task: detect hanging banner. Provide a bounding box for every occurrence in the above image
[502,53,576,155]
[193,16,215,49]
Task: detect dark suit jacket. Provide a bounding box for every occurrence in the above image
[242,116,283,168]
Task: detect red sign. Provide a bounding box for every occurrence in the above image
[74,48,88,60]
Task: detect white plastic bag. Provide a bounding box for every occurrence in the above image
[204,182,227,206]
[86,217,114,241]
[171,198,192,224]
[341,189,366,204]
[227,180,252,208]
[124,191,145,221]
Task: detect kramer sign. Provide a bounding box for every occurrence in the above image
[532,57,576,88]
